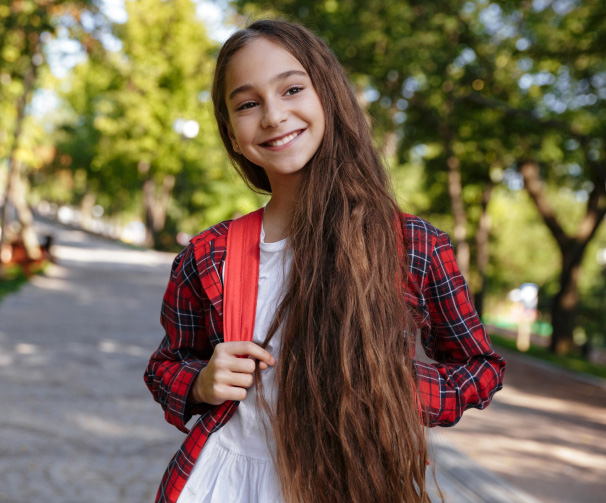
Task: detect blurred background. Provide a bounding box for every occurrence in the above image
[0,1,604,502]
[2,0,606,360]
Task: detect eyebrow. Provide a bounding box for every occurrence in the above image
[228,70,308,100]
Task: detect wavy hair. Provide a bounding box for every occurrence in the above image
[212,19,430,503]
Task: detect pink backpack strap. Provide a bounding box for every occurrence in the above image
[223,208,264,342]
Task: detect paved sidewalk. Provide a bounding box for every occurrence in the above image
[438,348,606,503]
[0,218,544,503]
[0,220,182,503]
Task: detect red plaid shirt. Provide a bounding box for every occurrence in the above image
[144,213,506,503]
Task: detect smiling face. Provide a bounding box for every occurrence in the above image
[224,38,326,188]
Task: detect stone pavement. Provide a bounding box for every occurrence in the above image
[0,217,566,503]
[0,219,183,503]
[437,346,606,503]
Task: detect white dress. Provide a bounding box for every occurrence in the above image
[177,226,291,503]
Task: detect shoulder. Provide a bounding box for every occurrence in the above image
[402,213,445,238]
[167,220,232,279]
[401,213,449,257]
[189,219,232,258]
[190,220,231,247]
[400,213,456,299]
[188,208,264,257]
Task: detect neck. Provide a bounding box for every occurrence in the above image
[263,177,299,243]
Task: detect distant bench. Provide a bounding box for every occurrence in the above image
[0,235,53,276]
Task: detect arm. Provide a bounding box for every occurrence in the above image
[414,231,506,427]
[144,243,215,433]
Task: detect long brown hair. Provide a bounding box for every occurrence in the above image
[212,19,430,503]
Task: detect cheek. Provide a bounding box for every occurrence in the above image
[233,115,258,141]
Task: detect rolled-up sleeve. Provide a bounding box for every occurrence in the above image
[414,231,506,427]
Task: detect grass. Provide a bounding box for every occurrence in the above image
[483,315,553,337]
[0,263,46,303]
[490,333,606,380]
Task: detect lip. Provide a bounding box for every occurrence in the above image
[260,129,305,151]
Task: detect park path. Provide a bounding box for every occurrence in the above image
[0,219,182,503]
[1,217,598,503]
[437,345,606,503]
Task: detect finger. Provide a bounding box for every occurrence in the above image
[231,386,248,401]
[221,341,277,366]
[228,372,254,389]
[229,357,257,374]
[229,358,272,374]
[217,384,247,402]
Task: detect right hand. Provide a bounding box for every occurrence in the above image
[189,341,277,406]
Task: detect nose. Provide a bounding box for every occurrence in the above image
[261,100,287,128]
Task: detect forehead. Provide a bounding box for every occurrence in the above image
[225,38,306,94]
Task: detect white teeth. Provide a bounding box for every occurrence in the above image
[267,131,299,147]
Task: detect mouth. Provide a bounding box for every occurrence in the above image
[261,129,305,148]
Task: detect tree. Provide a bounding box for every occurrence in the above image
[235,0,606,354]
[480,1,606,354]
[92,0,219,247]
[232,0,511,315]
[0,0,101,264]
[50,0,263,249]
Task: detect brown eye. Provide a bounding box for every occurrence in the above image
[285,86,303,96]
[237,101,257,111]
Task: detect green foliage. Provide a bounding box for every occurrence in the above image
[0,264,29,301]
[0,262,46,302]
[45,0,264,244]
[0,1,100,164]
[234,0,606,345]
[233,0,605,190]
[3,1,604,345]
[487,186,560,292]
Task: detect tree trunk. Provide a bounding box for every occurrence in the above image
[143,174,175,248]
[79,192,96,230]
[0,60,37,262]
[550,250,581,355]
[520,160,606,355]
[380,130,398,160]
[447,156,470,279]
[0,158,19,247]
[473,182,494,318]
[12,168,41,260]
[434,97,471,281]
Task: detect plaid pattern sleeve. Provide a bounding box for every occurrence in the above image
[144,242,215,433]
[406,216,506,427]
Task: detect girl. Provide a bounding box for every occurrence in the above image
[145,19,506,503]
